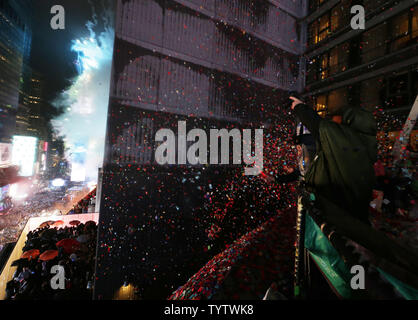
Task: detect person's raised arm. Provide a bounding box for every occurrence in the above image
[290,96,322,139]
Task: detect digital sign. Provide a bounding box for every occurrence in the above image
[70,143,87,182]
[11,136,38,177]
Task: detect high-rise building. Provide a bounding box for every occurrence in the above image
[95,0,308,299]
[0,0,32,144]
[304,0,417,143]
[25,70,48,141]
[0,0,32,200]
[14,64,31,135]
[13,68,52,179]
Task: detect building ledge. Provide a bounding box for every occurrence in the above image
[110,95,244,124]
[304,0,340,24]
[116,33,299,92]
[267,0,307,19]
[304,54,418,97]
[171,0,303,55]
[306,44,418,93]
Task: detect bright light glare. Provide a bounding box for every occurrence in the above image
[52,21,114,183]
[71,163,86,182]
[9,184,28,200]
[87,181,97,191]
[52,178,65,187]
[12,136,38,177]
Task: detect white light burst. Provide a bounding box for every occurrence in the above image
[53,19,114,182]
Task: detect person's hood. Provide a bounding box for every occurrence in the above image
[342,107,377,162]
[342,107,376,136]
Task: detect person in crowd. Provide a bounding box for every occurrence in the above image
[5,222,97,300]
[288,96,377,224]
[261,95,377,223]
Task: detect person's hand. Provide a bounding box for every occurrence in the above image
[260,172,275,183]
[283,165,295,174]
[289,96,303,110]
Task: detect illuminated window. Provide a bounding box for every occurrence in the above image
[309,6,346,46]
[315,95,327,117]
[313,88,348,117]
[309,17,330,46]
[329,48,339,75]
[312,43,348,81]
[389,8,417,52]
[309,21,318,45]
[318,15,330,42]
[330,7,340,31]
[319,53,329,79]
[392,13,409,37]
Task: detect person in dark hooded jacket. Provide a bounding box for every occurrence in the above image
[289,97,377,224]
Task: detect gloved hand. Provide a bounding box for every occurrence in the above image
[284,92,304,109]
[289,96,304,110]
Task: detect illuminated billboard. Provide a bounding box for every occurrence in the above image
[70,143,87,182]
[12,136,38,177]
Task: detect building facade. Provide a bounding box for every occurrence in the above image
[0,0,31,144]
[14,63,31,135]
[15,69,53,178]
[304,0,417,150]
[0,0,32,209]
[24,70,48,141]
[95,0,307,299]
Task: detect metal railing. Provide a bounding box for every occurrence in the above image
[298,192,418,299]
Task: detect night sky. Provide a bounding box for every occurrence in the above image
[29,0,113,102]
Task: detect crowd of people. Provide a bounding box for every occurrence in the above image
[0,185,94,246]
[68,190,96,214]
[0,189,67,246]
[4,221,97,300]
[370,155,418,248]
[373,157,417,217]
[169,100,418,300]
[169,209,296,300]
[0,102,415,300]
